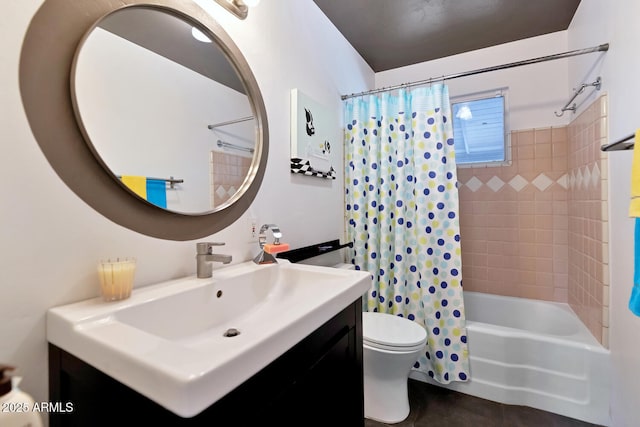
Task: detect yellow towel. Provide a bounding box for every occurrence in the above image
[120,176,147,200]
[630,130,640,217]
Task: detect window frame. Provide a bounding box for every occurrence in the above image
[450,88,511,168]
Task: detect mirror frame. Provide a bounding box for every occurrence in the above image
[19,0,268,240]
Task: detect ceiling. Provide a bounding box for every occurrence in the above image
[313,0,581,72]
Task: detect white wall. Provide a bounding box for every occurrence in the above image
[376,31,572,131]
[568,1,640,425]
[0,0,373,421]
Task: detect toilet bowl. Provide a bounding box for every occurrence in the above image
[362,312,427,424]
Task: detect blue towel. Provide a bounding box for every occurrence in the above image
[630,218,640,316]
[628,130,640,316]
[146,179,167,209]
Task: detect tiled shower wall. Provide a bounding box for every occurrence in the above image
[567,95,609,346]
[210,151,251,208]
[457,127,570,302]
[456,95,609,346]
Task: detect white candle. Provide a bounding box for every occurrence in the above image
[98,258,136,301]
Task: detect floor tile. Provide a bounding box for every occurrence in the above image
[364,379,603,427]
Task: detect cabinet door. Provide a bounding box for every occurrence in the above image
[262,328,363,426]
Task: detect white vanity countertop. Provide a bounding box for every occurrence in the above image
[47,261,371,417]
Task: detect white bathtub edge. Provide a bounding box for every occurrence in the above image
[409,344,612,426]
[410,370,610,426]
[408,291,613,426]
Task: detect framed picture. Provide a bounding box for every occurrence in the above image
[290,89,337,179]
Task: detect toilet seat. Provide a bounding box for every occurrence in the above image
[362,312,427,352]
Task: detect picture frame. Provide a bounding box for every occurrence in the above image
[290,89,337,179]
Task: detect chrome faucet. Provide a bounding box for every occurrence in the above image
[253,224,281,265]
[196,242,232,278]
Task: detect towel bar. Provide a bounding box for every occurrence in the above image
[117,175,183,189]
[601,133,634,151]
[554,77,602,117]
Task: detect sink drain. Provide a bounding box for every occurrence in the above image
[223,328,241,337]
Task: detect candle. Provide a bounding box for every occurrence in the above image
[97,258,136,301]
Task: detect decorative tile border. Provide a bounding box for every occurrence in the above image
[568,163,600,190]
[460,163,601,194]
[462,173,568,193]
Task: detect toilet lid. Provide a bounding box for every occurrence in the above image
[362,312,427,349]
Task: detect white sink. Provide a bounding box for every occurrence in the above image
[47,260,370,417]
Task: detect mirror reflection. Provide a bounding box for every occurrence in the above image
[72,6,256,214]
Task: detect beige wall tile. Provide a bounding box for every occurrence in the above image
[535,128,552,144]
[517,130,535,145]
[535,143,552,158]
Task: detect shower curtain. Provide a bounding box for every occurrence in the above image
[344,85,469,384]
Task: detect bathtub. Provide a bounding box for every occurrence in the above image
[410,291,611,426]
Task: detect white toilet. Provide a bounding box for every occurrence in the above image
[332,263,427,423]
[362,311,427,424]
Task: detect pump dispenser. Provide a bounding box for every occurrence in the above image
[0,365,43,427]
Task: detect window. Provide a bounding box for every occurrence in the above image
[451,90,508,166]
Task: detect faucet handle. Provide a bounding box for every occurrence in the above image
[197,242,226,254]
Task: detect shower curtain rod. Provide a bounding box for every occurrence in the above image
[207,116,254,129]
[341,43,609,100]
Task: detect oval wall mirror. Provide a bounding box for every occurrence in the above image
[72,6,257,215]
[20,0,268,240]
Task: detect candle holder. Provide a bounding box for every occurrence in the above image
[97,258,136,301]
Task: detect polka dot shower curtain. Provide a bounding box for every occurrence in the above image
[344,85,469,384]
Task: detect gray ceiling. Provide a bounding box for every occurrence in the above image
[313,0,581,72]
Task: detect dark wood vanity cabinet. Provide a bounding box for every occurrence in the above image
[48,300,364,426]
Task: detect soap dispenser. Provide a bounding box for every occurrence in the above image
[0,365,43,427]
